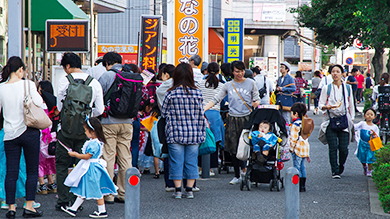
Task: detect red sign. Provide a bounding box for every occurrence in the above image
[139,16,162,73]
[129,175,140,186]
[98,44,138,64]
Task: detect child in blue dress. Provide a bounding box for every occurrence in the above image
[61,117,117,218]
[249,121,279,162]
[354,108,380,177]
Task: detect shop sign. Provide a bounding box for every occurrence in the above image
[224,18,243,63]
[139,15,162,72]
[46,20,89,52]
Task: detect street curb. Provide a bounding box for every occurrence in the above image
[368,177,390,217]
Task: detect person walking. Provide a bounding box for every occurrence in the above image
[198,62,225,176]
[204,60,260,185]
[161,62,206,199]
[312,70,321,115]
[98,52,133,204]
[346,68,359,113]
[372,73,390,110]
[254,70,273,105]
[0,56,43,218]
[276,62,296,124]
[365,73,374,89]
[293,71,308,103]
[189,55,204,83]
[56,53,104,210]
[318,64,355,179]
[355,69,365,103]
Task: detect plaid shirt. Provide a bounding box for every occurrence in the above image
[294,78,308,94]
[289,119,310,158]
[161,87,206,144]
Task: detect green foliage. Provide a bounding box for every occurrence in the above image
[363,88,373,112]
[372,144,390,212]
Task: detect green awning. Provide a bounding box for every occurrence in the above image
[30,0,89,32]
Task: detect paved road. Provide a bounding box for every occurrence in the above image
[2,106,389,219]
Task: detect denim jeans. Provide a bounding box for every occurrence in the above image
[168,143,199,180]
[292,152,306,178]
[131,118,141,168]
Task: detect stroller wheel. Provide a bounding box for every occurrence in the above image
[276,179,281,192]
[247,179,251,191]
[269,179,274,191]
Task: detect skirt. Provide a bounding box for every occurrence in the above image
[356,140,376,164]
[225,115,250,155]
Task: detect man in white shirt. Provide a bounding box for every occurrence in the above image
[55,52,104,210]
[189,55,204,83]
[86,59,106,80]
[254,71,274,105]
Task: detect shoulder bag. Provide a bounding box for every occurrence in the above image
[232,82,252,112]
[327,84,348,131]
[23,80,52,130]
[258,76,267,99]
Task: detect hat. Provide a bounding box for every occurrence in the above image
[201,62,208,72]
[281,62,291,71]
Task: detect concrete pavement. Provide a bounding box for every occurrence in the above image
[2,106,390,219]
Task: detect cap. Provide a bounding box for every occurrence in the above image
[201,62,209,72]
[281,61,291,71]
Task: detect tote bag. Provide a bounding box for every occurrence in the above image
[198,127,216,156]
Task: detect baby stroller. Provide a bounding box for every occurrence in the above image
[239,107,288,191]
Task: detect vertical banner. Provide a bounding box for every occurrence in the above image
[224,18,244,63]
[174,0,204,65]
[139,15,162,73]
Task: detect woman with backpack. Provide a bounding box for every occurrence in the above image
[161,62,206,199]
[318,64,355,179]
[0,57,43,218]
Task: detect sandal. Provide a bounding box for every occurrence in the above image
[153,173,160,179]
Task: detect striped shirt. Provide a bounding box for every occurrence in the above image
[161,87,206,145]
[197,79,224,111]
[289,119,310,158]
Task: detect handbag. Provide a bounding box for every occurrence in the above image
[48,141,57,156]
[23,80,52,129]
[328,84,348,131]
[198,127,216,156]
[236,129,251,161]
[369,132,383,151]
[151,119,168,158]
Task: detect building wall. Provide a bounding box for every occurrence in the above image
[98,0,153,44]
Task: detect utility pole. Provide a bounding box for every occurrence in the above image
[8,0,23,58]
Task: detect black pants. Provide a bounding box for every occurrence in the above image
[55,131,87,205]
[356,88,363,102]
[4,128,40,204]
[231,155,246,178]
[353,90,359,112]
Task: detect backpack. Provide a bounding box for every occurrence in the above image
[301,115,314,140]
[326,83,351,99]
[104,69,143,118]
[258,76,267,99]
[60,75,93,139]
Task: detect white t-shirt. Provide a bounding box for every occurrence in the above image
[354,121,379,142]
[0,80,43,140]
[86,63,106,81]
[254,74,273,105]
[193,68,204,84]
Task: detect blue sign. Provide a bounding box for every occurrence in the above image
[224,18,244,63]
[346,57,353,65]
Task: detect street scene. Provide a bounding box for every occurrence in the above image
[1,0,390,219]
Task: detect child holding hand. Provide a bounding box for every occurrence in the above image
[354,108,380,177]
[61,117,117,218]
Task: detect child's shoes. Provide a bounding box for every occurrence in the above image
[61,206,77,217]
[366,170,372,177]
[89,211,108,218]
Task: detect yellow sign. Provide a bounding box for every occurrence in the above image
[175,0,203,65]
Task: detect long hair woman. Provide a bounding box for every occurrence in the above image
[0,57,43,218]
[161,62,206,199]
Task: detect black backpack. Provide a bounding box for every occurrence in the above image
[105,69,143,118]
[60,75,93,139]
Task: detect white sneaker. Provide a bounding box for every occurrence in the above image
[210,171,215,177]
[192,186,200,192]
[229,177,240,185]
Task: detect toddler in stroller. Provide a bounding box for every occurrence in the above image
[249,121,279,163]
[240,108,288,191]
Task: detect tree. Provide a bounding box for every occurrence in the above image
[290,0,390,82]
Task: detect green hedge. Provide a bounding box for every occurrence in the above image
[373,144,390,213]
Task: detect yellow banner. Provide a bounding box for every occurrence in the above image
[175,0,203,65]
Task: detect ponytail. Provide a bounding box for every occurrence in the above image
[380,73,389,86]
[1,56,25,83]
[205,62,220,89]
